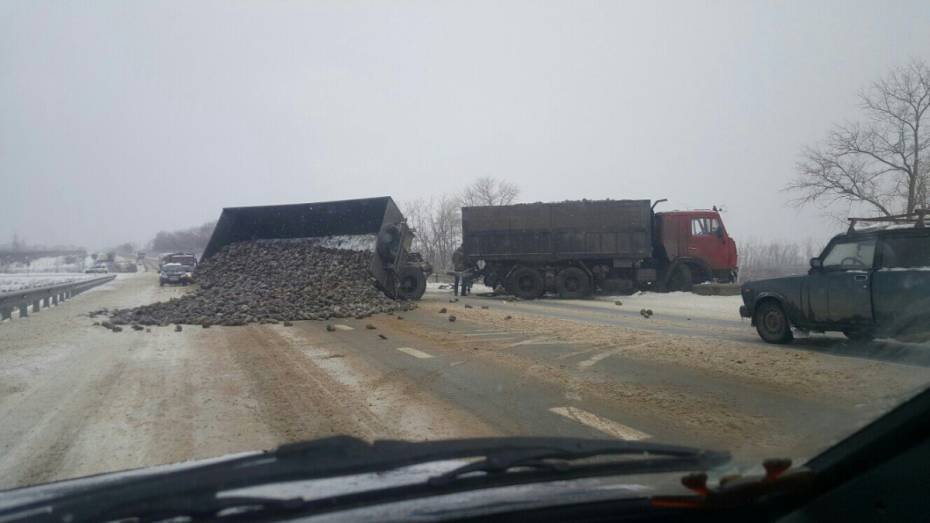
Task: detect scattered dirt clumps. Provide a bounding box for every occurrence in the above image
[109,240,415,326]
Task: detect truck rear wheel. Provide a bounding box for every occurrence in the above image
[556,267,591,299]
[395,266,426,300]
[508,267,544,299]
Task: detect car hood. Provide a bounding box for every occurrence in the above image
[0,451,679,521]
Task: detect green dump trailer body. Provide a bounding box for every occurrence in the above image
[201,196,427,300]
[462,199,654,262]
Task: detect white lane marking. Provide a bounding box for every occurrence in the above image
[396,347,434,359]
[577,343,650,369]
[464,331,511,337]
[466,337,520,343]
[556,348,600,360]
[333,324,354,331]
[578,348,625,369]
[549,406,650,441]
[508,338,586,347]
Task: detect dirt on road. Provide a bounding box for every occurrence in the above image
[413,297,927,404]
[1,274,927,491]
[0,273,492,490]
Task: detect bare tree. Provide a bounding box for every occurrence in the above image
[737,238,810,283]
[404,178,521,273]
[402,195,462,273]
[460,177,520,207]
[788,59,930,216]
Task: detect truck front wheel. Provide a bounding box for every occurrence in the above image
[556,267,591,299]
[754,301,793,344]
[508,267,544,299]
[666,264,693,292]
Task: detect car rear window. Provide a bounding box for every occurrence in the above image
[881,236,930,268]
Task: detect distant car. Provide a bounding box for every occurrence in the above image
[159,263,194,286]
[85,264,109,274]
[159,253,198,271]
[740,218,930,343]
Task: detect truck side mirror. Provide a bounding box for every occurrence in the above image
[810,258,822,270]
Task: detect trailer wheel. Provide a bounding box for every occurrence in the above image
[556,267,591,299]
[666,264,693,292]
[395,266,426,300]
[508,267,544,299]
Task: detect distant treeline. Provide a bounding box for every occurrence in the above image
[737,239,822,284]
[149,221,216,254]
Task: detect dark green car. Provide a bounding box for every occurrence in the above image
[740,224,930,344]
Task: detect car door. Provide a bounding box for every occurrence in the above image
[811,237,877,325]
[871,232,930,333]
[687,216,726,270]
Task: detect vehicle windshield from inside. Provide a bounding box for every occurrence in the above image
[1,2,929,522]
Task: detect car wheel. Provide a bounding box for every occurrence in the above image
[666,265,693,292]
[754,301,793,344]
[508,267,545,300]
[843,329,875,343]
[556,267,591,299]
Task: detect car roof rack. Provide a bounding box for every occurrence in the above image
[847,209,928,233]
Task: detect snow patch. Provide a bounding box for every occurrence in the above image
[0,273,97,293]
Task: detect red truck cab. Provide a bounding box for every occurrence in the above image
[655,210,738,285]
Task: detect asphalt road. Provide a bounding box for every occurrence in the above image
[1,273,927,490]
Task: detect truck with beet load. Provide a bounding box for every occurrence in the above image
[455,199,737,299]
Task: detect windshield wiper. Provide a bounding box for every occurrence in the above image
[426,441,727,486]
[3,437,728,523]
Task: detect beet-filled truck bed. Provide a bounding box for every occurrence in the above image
[458,199,737,298]
[201,196,430,300]
[463,199,653,262]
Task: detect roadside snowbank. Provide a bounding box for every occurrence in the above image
[0,273,96,293]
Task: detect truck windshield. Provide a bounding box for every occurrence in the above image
[691,217,721,236]
[822,239,876,270]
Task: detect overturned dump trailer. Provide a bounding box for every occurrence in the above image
[202,197,431,300]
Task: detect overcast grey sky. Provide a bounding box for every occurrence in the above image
[2,1,929,250]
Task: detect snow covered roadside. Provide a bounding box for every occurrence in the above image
[426,282,743,323]
[0,273,97,293]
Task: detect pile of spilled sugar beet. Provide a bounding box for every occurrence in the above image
[108,240,415,327]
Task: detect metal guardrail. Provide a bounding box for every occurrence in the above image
[0,275,116,321]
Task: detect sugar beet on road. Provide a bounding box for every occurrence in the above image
[0,273,926,490]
